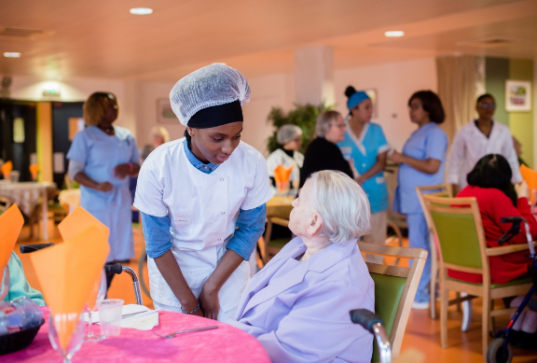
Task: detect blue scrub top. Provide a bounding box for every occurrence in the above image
[393,122,448,214]
[338,123,389,213]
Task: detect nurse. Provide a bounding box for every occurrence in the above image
[338,86,389,262]
[67,92,140,271]
[389,90,448,309]
[134,64,272,321]
[446,93,522,195]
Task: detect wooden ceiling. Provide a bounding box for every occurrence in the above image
[0,0,536,81]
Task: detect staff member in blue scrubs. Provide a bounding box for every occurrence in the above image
[389,90,448,309]
[338,86,389,263]
[67,92,140,284]
[134,64,271,321]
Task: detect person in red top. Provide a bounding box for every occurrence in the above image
[451,154,537,345]
[450,154,537,284]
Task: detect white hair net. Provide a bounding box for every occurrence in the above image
[277,124,303,144]
[169,64,251,126]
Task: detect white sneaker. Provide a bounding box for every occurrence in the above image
[412,301,430,310]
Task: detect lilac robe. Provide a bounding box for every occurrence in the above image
[228,237,375,363]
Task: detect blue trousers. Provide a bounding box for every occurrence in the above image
[406,212,431,303]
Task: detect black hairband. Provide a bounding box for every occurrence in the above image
[187,100,243,129]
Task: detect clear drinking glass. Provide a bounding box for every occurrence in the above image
[0,266,9,302]
[83,271,107,342]
[48,313,85,363]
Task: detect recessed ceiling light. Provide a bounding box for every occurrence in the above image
[385,31,405,38]
[130,8,153,15]
[3,52,21,58]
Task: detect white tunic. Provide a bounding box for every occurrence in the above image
[134,138,272,320]
[446,120,522,189]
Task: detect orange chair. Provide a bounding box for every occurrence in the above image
[520,164,537,206]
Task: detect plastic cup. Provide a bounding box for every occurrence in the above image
[9,171,19,183]
[99,299,124,337]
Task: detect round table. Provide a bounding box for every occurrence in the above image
[3,308,270,363]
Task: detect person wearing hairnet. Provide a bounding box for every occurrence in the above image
[266,124,304,196]
[134,64,272,321]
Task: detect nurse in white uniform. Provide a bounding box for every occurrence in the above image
[446,93,522,194]
[134,64,272,321]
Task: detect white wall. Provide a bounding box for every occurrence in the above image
[6,57,436,156]
[334,57,437,151]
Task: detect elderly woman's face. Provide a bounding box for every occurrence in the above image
[289,180,317,237]
[189,121,243,164]
[284,135,302,151]
[324,114,346,144]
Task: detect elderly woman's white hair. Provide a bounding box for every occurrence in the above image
[276,124,302,145]
[150,126,170,143]
[307,170,370,243]
[315,110,341,138]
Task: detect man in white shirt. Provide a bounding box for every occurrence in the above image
[446,93,522,194]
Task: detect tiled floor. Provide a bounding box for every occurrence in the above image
[16,220,537,362]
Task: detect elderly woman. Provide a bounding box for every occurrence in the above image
[299,111,353,188]
[229,170,374,363]
[266,124,304,196]
[67,92,140,278]
[150,126,170,148]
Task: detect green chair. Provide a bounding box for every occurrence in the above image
[358,241,428,362]
[422,195,533,359]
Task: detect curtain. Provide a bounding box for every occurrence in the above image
[436,55,481,143]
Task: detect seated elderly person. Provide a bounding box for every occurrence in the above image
[2,252,45,305]
[229,170,374,363]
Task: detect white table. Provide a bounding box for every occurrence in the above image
[0,181,56,240]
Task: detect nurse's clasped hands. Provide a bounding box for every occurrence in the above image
[114,163,132,179]
[199,284,220,320]
[96,181,114,192]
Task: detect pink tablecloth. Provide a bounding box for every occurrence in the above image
[4,308,270,363]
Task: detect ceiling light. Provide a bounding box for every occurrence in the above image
[130,8,153,15]
[3,52,21,58]
[385,31,405,38]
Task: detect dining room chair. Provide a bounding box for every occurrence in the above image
[421,194,534,359]
[358,241,427,362]
[0,196,12,215]
[415,183,454,320]
[260,215,290,264]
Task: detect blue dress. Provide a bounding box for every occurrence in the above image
[338,122,389,213]
[393,122,448,303]
[67,126,140,262]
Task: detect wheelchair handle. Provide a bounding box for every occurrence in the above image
[350,309,391,363]
[104,263,144,306]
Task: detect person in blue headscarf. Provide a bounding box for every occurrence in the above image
[338,86,389,263]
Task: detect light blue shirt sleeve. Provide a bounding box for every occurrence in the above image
[425,127,448,162]
[226,204,267,261]
[141,212,173,259]
[5,252,45,306]
[66,131,88,164]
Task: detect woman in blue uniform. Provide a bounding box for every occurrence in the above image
[338,86,389,262]
[389,90,448,309]
[67,92,140,283]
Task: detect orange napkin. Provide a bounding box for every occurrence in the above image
[520,165,537,205]
[0,205,24,280]
[30,225,109,350]
[1,161,12,179]
[29,164,39,180]
[273,164,294,183]
[58,206,109,243]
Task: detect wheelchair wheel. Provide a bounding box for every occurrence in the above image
[486,338,513,363]
[138,250,151,297]
[385,220,403,265]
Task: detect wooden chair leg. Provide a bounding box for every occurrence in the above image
[482,294,491,360]
[440,284,449,349]
[430,246,438,319]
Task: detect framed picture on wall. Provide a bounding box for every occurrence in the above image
[505,80,532,112]
[157,98,177,123]
[364,89,378,119]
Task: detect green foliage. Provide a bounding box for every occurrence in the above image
[266,103,331,153]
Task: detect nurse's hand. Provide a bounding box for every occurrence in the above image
[113,164,130,179]
[388,150,404,164]
[96,182,114,192]
[199,285,220,320]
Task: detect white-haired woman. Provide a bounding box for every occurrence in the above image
[150,126,170,148]
[229,170,374,363]
[266,124,304,196]
[299,110,353,188]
